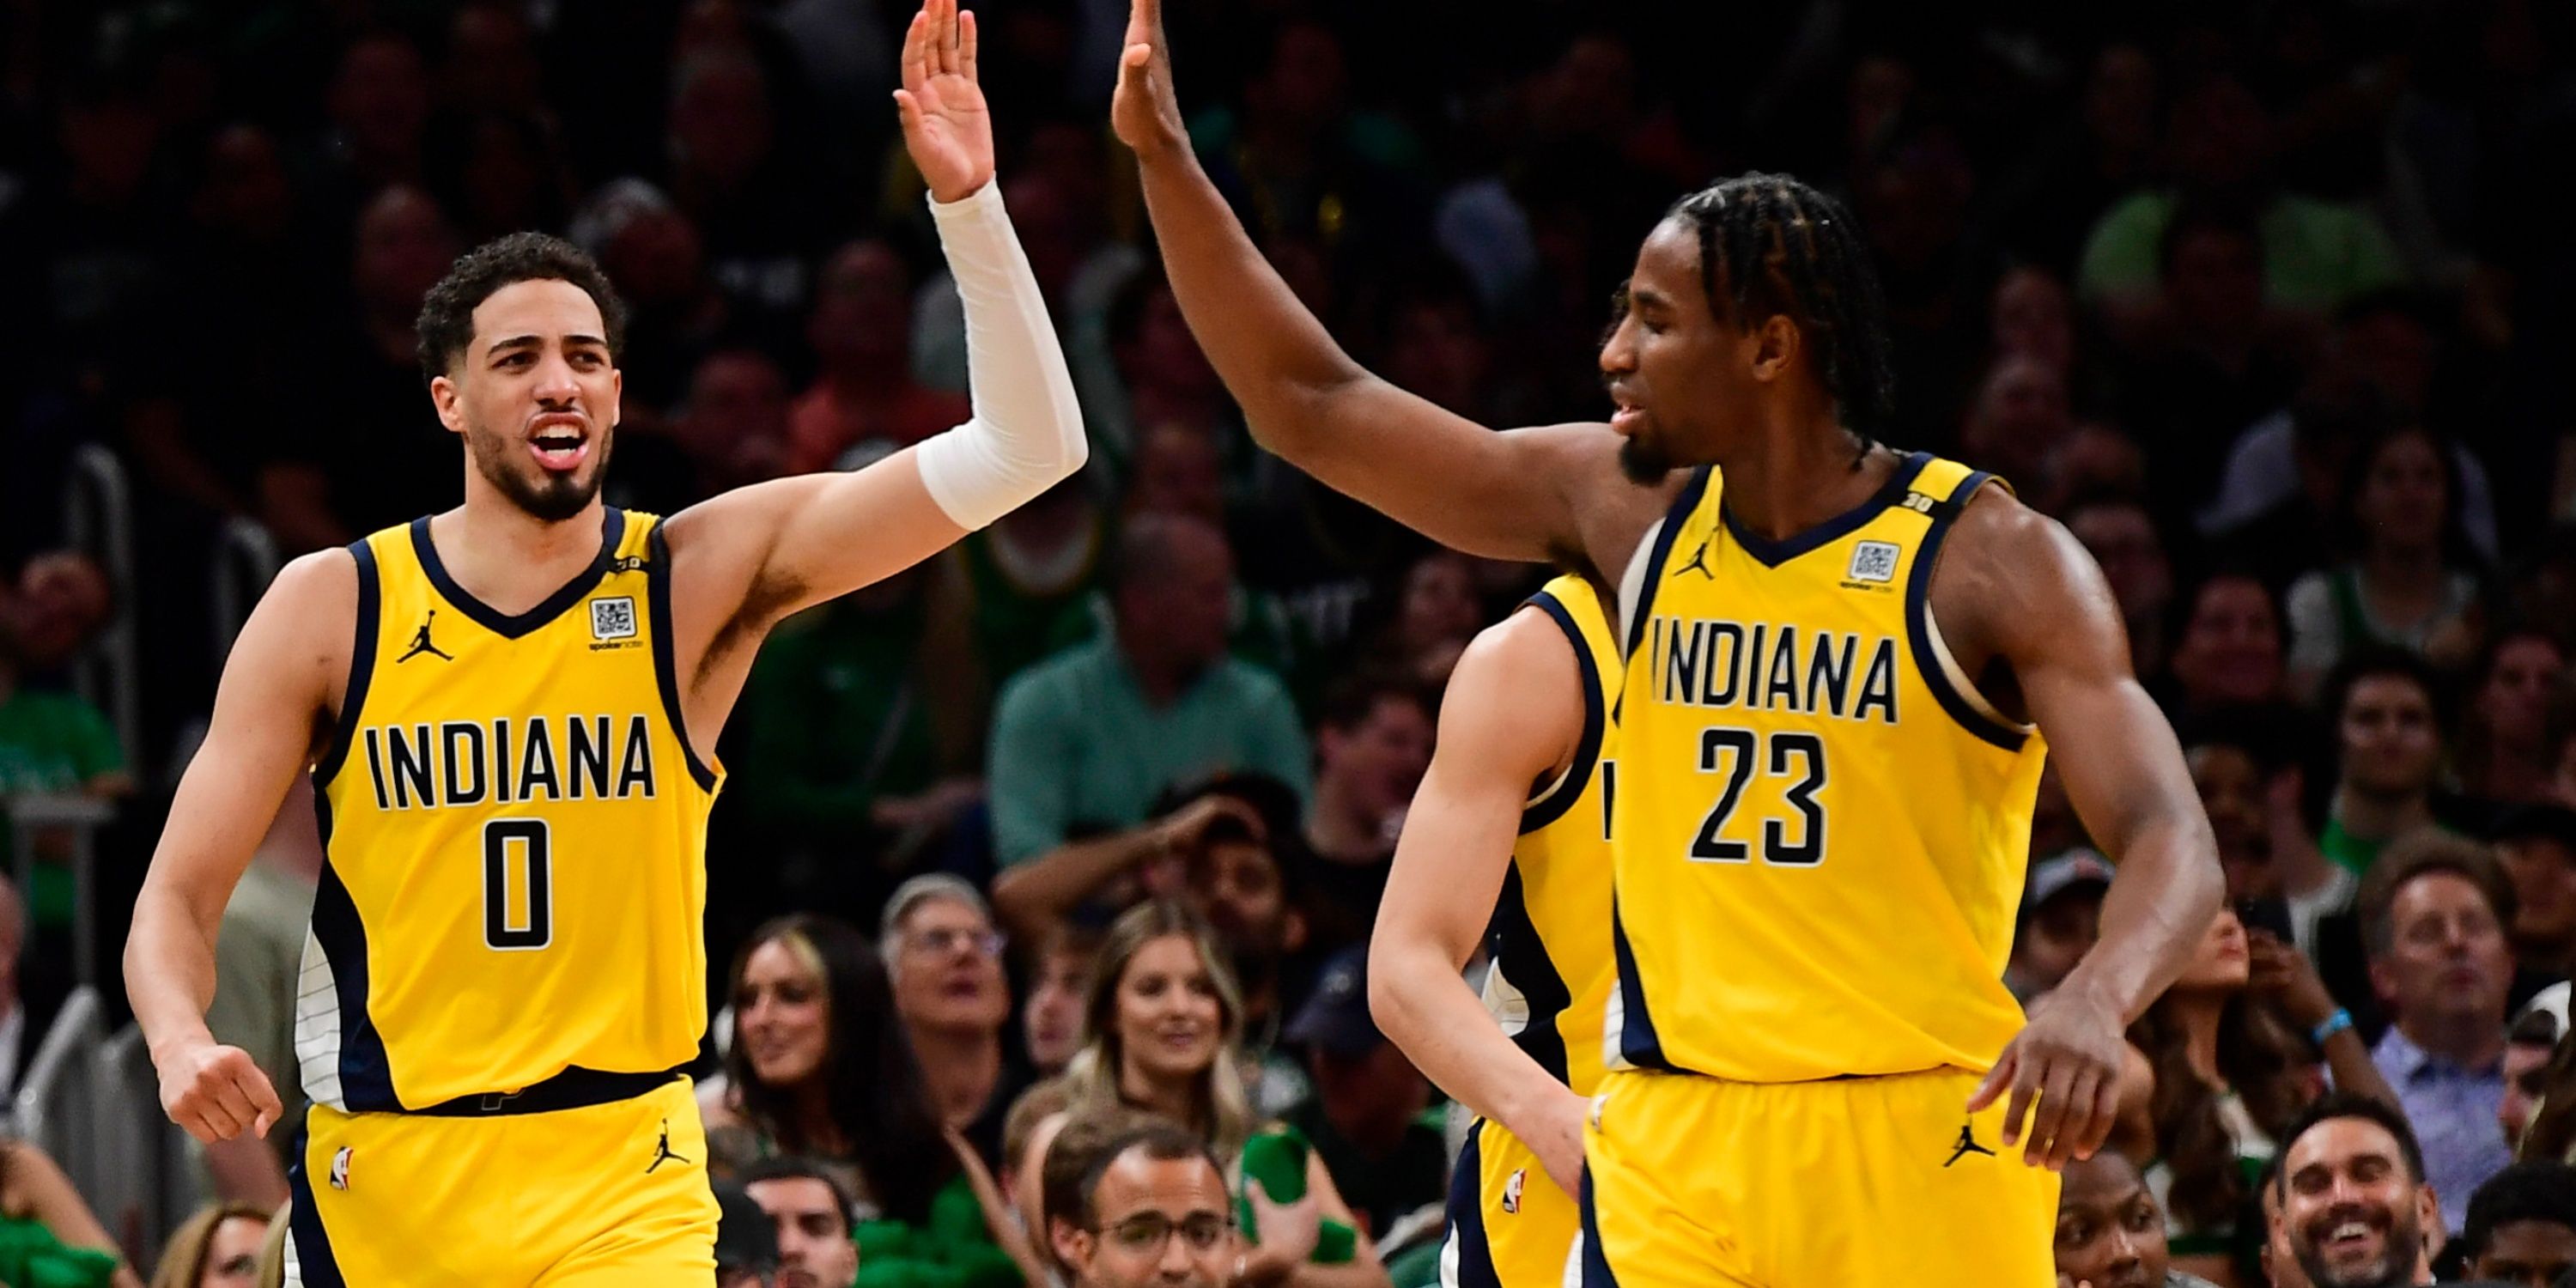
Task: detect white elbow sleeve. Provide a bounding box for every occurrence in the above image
[912,181,1090,531]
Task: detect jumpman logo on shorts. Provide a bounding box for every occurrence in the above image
[646,1120,690,1174]
[1671,532,1716,580]
[397,611,454,664]
[1943,1122,1996,1168]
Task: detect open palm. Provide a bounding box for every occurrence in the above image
[896,0,993,203]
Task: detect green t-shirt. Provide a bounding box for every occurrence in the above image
[851,1172,1024,1288]
[0,688,125,925]
[2318,817,2383,877]
[731,598,945,843]
[2077,191,2405,312]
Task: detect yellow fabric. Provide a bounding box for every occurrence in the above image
[1607,454,2046,1084]
[308,509,721,1110]
[289,1076,718,1285]
[1452,1117,1582,1287]
[1581,1067,2057,1286]
[1483,575,1619,1099]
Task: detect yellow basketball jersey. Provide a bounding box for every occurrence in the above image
[1480,575,1619,1097]
[1607,453,2045,1084]
[300,507,723,1112]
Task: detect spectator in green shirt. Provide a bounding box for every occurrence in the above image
[0,550,130,933]
[987,514,1310,868]
[2319,648,2451,876]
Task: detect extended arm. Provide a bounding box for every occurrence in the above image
[1957,493,2224,1168]
[1107,0,1612,566]
[1369,609,1590,1193]
[125,552,349,1141]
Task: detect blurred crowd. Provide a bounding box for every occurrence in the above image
[4,0,2576,1285]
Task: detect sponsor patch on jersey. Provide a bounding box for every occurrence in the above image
[1845,540,1900,585]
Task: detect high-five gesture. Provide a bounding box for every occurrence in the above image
[895,0,993,203]
[1111,0,1189,161]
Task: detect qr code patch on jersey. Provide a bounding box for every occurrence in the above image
[1846,540,1901,584]
[590,596,639,641]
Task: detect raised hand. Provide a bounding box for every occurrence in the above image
[894,0,993,203]
[1110,0,1189,161]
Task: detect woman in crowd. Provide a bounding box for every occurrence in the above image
[2456,627,2571,807]
[2286,424,2488,698]
[1016,901,1390,1287]
[2114,907,2397,1286]
[2160,571,2292,721]
[147,1203,267,1288]
[0,1136,139,1288]
[702,913,1038,1285]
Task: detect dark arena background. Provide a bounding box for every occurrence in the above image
[3,1,2576,1285]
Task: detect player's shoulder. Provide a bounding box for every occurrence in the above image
[266,545,363,615]
[1936,479,2122,655]
[1444,602,1593,755]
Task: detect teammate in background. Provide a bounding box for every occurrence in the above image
[1370,574,1616,1285]
[125,2,1086,1281]
[1109,1,2222,1282]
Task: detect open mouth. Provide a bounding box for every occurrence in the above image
[1607,391,1646,435]
[529,415,589,472]
[2320,1216,2383,1261]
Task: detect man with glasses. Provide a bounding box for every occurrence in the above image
[1043,1121,1242,1288]
[882,874,1026,1163]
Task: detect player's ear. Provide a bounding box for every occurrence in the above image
[1747,314,1800,383]
[429,373,465,434]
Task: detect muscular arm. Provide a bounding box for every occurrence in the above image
[125,551,347,1139]
[1109,0,1619,568]
[1369,609,1589,1191]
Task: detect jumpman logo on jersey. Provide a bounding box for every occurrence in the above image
[646,1119,690,1173]
[1670,532,1717,580]
[396,610,453,664]
[1943,1122,1996,1168]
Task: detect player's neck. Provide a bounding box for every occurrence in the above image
[1713,417,1886,544]
[432,496,609,611]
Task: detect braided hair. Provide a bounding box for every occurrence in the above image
[1664,174,1897,465]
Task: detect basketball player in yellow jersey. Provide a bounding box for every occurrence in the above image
[1372,574,1618,1288]
[1111,5,2223,1283]
[124,5,1081,1283]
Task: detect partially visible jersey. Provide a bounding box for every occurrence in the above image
[1479,575,1618,1097]
[1607,453,2047,1083]
[298,508,724,1112]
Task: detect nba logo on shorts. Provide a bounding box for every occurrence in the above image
[1846,541,1900,584]
[1502,1169,1524,1214]
[329,1146,353,1191]
[589,597,638,642]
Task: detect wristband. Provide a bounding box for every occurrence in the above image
[2311,1008,2354,1048]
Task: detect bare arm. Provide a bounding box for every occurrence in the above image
[125,553,348,1142]
[1370,608,1589,1193]
[4,1141,144,1288]
[1954,492,2224,1168]
[1108,0,1616,567]
[989,795,1264,943]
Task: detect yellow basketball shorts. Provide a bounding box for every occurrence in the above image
[284,1074,718,1286]
[1578,1066,2058,1287]
[1441,1117,1582,1287]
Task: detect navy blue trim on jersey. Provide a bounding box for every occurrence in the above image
[310,539,380,785]
[1520,592,1606,835]
[1577,1166,1620,1288]
[285,1126,348,1288]
[308,787,398,1112]
[1443,1119,1503,1288]
[1903,471,2028,752]
[1608,900,1673,1072]
[647,524,720,793]
[1721,451,1931,568]
[413,1063,686,1117]
[1624,466,1716,660]
[410,507,625,639]
[1487,864,1575,1084]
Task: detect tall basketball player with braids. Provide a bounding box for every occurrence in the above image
[1110,3,2221,1285]
[125,3,1082,1283]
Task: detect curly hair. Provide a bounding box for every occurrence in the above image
[414,231,628,385]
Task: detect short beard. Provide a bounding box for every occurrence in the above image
[2293,1210,2423,1288]
[469,424,611,521]
[1618,432,1674,484]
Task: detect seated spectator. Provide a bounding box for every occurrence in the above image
[1025,924,1103,1078]
[1279,949,1445,1239]
[2063,491,2176,680]
[2455,630,2567,811]
[2007,851,2111,1004]
[2052,1150,2223,1288]
[147,1202,268,1288]
[743,1159,865,1288]
[2455,1161,2576,1287]
[201,780,320,1207]
[2285,426,2488,698]
[2184,719,2350,955]
[2116,907,2394,1282]
[2317,650,2452,878]
[1299,676,1434,955]
[702,914,1028,1282]
[2255,1158,2315,1288]
[1017,902,1388,1285]
[2501,1008,2562,1156]
[881,876,1028,1162]
[2270,1093,2439,1287]
[1041,1121,1242,1288]
[2161,573,2293,722]
[1167,776,1316,1119]
[2495,806,2576,984]
[0,550,128,798]
[788,239,972,471]
[987,515,1311,867]
[713,1181,781,1288]
[2363,835,2524,1230]
[0,1135,141,1288]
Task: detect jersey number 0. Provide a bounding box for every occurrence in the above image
[483,818,553,950]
